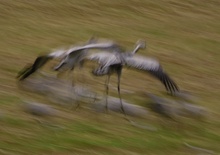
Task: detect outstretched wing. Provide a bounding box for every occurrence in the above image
[87,51,121,68]
[53,41,122,71]
[125,55,179,93]
[17,55,52,81]
[17,63,33,79]
[53,38,97,71]
[66,42,120,55]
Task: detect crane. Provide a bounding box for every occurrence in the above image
[17,38,179,116]
[17,38,119,81]
[83,40,148,114]
[52,39,146,114]
[82,40,179,114]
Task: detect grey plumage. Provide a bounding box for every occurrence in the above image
[84,39,179,114]
[18,38,179,116]
[86,41,179,93]
[51,38,123,110]
[124,55,179,93]
[53,38,121,72]
[17,39,118,81]
[84,40,147,114]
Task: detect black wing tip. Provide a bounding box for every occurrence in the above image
[161,72,179,94]
[17,55,52,81]
[17,68,34,81]
[16,64,33,80]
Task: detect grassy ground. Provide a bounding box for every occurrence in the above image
[0,0,220,154]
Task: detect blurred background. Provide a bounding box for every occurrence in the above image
[0,0,220,154]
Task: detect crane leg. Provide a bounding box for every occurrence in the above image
[68,69,80,110]
[117,75,126,116]
[105,75,110,113]
[69,68,75,87]
[79,68,86,86]
[79,61,86,84]
[117,68,126,116]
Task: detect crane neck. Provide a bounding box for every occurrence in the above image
[131,45,140,54]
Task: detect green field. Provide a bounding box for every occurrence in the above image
[0,0,220,154]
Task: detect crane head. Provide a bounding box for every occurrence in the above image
[136,39,146,50]
[130,39,146,54]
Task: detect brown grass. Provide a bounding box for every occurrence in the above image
[0,0,220,154]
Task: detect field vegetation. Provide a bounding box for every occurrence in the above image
[0,0,220,154]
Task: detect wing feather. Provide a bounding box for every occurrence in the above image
[17,41,120,81]
[66,42,119,55]
[125,55,160,71]
[125,55,179,93]
[17,55,52,81]
[87,52,121,67]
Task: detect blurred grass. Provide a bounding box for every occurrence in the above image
[0,0,220,154]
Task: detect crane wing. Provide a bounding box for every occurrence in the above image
[125,55,160,71]
[48,49,66,58]
[87,52,121,67]
[52,41,120,70]
[66,42,120,55]
[125,55,179,93]
[48,41,120,59]
[17,55,52,81]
